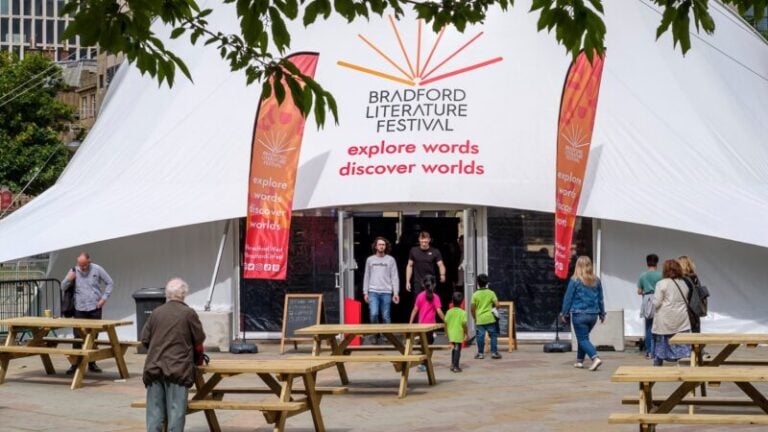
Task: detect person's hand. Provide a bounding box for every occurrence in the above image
[66,270,76,281]
[364,294,369,304]
[559,314,567,324]
[439,274,446,283]
[392,294,400,304]
[599,315,605,324]
[96,299,106,309]
[405,282,411,292]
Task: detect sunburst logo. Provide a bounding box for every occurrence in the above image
[338,16,503,86]
[258,131,296,168]
[561,123,590,162]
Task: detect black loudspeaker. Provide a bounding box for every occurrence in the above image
[229,314,258,354]
[543,314,572,353]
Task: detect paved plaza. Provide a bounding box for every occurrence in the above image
[1,340,767,431]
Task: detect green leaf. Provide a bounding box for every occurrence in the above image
[171,28,186,39]
[269,7,292,52]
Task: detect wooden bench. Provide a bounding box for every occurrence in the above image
[611,366,768,430]
[131,399,307,411]
[344,344,450,353]
[609,413,768,426]
[42,337,142,348]
[0,345,99,357]
[315,354,427,363]
[193,386,348,396]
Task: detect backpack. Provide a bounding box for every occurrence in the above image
[685,276,710,317]
[61,267,76,317]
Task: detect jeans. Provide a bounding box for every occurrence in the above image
[572,312,599,361]
[644,318,654,354]
[476,323,498,354]
[368,292,392,324]
[146,380,189,432]
[451,343,462,368]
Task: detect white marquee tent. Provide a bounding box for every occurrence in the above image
[0,0,766,339]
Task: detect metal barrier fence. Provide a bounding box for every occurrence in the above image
[0,279,61,335]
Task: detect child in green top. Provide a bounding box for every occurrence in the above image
[444,291,468,372]
[471,273,501,359]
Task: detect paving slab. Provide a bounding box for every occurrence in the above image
[1,340,767,431]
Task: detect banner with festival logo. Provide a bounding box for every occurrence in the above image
[244,53,319,279]
[554,51,606,279]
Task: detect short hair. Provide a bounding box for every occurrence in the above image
[165,278,189,301]
[662,259,683,279]
[418,231,431,240]
[476,273,489,288]
[371,236,391,254]
[452,291,464,306]
[646,254,659,267]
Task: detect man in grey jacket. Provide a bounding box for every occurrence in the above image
[363,237,399,343]
[61,252,114,374]
[141,278,206,432]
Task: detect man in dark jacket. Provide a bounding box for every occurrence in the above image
[141,278,206,432]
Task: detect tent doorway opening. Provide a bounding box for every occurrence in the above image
[338,208,481,326]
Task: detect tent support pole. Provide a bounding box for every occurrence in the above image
[205,219,230,312]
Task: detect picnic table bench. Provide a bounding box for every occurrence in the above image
[610,366,768,431]
[132,359,340,432]
[294,323,443,398]
[0,317,133,389]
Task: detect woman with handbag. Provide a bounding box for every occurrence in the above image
[651,259,692,366]
[560,256,606,371]
[678,255,704,333]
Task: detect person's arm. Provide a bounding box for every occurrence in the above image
[97,267,115,308]
[470,300,477,321]
[405,258,414,292]
[598,280,606,323]
[140,314,153,349]
[652,281,665,309]
[390,257,400,304]
[190,311,206,346]
[409,305,418,324]
[62,268,75,290]
[436,308,446,322]
[437,259,446,283]
[362,257,371,303]
[637,277,643,296]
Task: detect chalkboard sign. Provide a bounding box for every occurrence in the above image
[280,294,323,353]
[486,301,517,352]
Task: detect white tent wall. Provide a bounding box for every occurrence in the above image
[600,219,768,337]
[48,220,236,340]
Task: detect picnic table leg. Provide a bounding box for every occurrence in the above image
[0,328,18,384]
[27,329,56,375]
[329,337,350,385]
[71,330,96,390]
[398,335,415,399]
[105,326,130,379]
[302,372,326,432]
[735,382,768,414]
[416,332,437,386]
[270,373,296,432]
[638,382,654,432]
[193,371,222,432]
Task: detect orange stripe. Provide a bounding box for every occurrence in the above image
[337,61,415,86]
[416,20,422,77]
[358,34,413,80]
[421,27,445,78]
[420,57,503,85]
[389,15,416,78]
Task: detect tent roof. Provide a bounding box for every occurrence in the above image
[1,0,767,263]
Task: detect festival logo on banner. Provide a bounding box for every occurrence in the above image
[335,17,501,177]
[554,51,605,279]
[243,53,319,280]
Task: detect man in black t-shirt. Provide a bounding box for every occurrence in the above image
[406,231,446,294]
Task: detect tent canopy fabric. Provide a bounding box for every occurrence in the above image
[0,0,767,263]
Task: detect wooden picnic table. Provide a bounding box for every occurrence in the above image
[294,323,443,398]
[670,333,768,367]
[610,365,768,431]
[0,316,134,389]
[132,359,340,432]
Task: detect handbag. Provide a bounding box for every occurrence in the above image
[641,293,655,319]
[672,279,700,332]
[61,267,76,317]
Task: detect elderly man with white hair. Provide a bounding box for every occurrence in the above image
[141,278,206,432]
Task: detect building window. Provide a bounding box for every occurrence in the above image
[1,0,8,14]
[90,94,95,117]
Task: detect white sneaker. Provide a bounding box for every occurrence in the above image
[573,362,584,369]
[589,358,603,371]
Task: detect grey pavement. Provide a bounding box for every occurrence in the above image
[1,340,767,431]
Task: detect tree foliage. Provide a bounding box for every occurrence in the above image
[0,53,74,195]
[62,0,767,127]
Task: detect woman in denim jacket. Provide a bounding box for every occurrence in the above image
[560,256,606,371]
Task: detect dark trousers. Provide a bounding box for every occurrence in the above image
[73,308,102,365]
[451,343,462,368]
